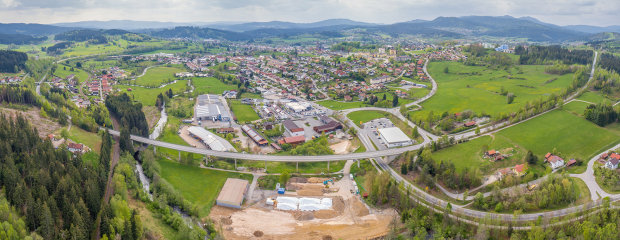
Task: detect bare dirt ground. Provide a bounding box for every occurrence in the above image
[210,175,397,240]
[142,105,161,129]
[178,125,207,148]
[329,140,351,155]
[1,106,61,137]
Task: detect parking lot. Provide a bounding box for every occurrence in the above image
[282,117,325,141]
[362,118,396,151]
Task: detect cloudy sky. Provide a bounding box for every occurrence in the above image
[0,0,618,26]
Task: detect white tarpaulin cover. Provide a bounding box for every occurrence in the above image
[276,197,332,211]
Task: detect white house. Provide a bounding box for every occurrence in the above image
[605,153,619,170]
[545,153,565,170]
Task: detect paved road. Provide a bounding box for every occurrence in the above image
[570,142,620,200]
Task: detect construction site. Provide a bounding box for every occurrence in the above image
[209,173,397,240]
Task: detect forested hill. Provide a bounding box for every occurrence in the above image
[0,114,109,239]
[0,50,28,73]
[0,33,47,44]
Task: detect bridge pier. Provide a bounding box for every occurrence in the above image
[327,161,330,171]
[234,159,237,170]
[357,159,360,168]
[296,162,298,172]
[178,151,181,161]
[153,146,156,154]
[264,161,267,171]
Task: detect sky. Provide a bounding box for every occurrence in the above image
[0,0,618,26]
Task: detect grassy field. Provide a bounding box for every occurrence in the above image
[410,61,576,120]
[193,77,238,95]
[134,66,186,87]
[347,110,388,127]
[496,109,620,161]
[157,158,253,217]
[433,135,528,175]
[229,100,259,123]
[316,100,370,110]
[116,80,189,106]
[53,65,90,83]
[433,106,620,177]
[57,127,102,153]
[577,91,614,104]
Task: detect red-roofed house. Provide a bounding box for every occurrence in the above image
[68,143,84,154]
[545,153,565,169]
[605,153,620,169]
[464,121,476,127]
[513,164,526,177]
[283,135,306,145]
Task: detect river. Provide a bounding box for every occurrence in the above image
[149,104,167,140]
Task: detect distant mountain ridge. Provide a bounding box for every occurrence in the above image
[2,16,618,43]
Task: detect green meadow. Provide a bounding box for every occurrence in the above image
[156,158,252,216]
[410,61,576,120]
[193,77,238,95]
[116,80,189,106]
[229,100,260,123]
[433,106,620,175]
[134,65,186,87]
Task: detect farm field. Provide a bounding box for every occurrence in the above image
[156,158,253,217]
[432,135,528,175]
[193,77,238,95]
[229,100,260,123]
[317,100,370,110]
[577,91,615,104]
[116,79,189,106]
[496,109,620,161]
[432,106,620,177]
[410,61,576,120]
[134,65,185,87]
[53,65,90,83]
[347,110,388,127]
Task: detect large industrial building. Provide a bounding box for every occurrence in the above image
[377,127,413,148]
[216,178,249,209]
[187,126,235,152]
[194,94,231,122]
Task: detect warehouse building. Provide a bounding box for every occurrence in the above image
[377,127,413,148]
[216,178,249,209]
[194,94,231,122]
[241,125,268,146]
[283,120,305,137]
[187,126,235,152]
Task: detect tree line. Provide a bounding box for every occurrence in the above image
[0,50,28,73]
[599,53,620,73]
[516,45,593,65]
[105,93,149,137]
[54,30,108,44]
[0,33,47,45]
[0,114,109,239]
[584,102,618,126]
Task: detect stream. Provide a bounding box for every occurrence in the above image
[149,104,167,140]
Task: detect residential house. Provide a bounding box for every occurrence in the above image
[67,143,84,154]
[605,153,620,170]
[544,153,565,169]
[513,164,526,177]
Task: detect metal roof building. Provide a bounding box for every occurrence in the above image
[195,94,231,122]
[187,126,235,152]
[216,178,249,209]
[377,127,412,148]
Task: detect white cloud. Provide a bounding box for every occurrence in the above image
[0,0,617,26]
